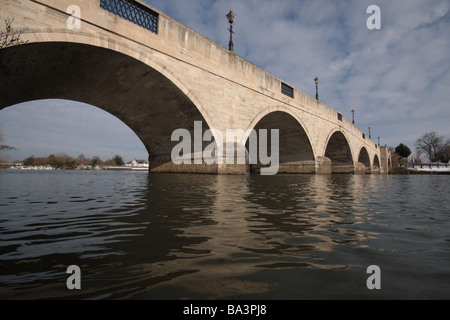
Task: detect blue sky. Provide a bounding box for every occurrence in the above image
[1,0,449,162]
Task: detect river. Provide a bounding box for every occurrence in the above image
[0,170,449,300]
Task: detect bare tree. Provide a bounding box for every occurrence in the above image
[0,124,15,151]
[415,132,448,162]
[435,142,450,164]
[77,154,86,166]
[0,16,24,153]
[0,16,28,49]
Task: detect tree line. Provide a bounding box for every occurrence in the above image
[21,153,125,169]
[395,131,450,163]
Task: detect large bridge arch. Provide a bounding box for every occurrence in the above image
[0,41,218,173]
[324,130,354,174]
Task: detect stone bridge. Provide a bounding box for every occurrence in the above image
[0,0,391,174]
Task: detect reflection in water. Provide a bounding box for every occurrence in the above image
[0,171,449,299]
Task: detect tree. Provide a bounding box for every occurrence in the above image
[415,132,447,162]
[77,154,86,166]
[0,124,15,151]
[0,16,28,49]
[112,155,124,166]
[91,156,101,167]
[64,159,77,169]
[23,156,35,166]
[395,143,411,159]
[435,143,450,164]
[0,144,14,151]
[47,154,57,167]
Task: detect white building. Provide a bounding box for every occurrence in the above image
[126,159,149,168]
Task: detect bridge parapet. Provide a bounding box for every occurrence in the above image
[2,0,371,134]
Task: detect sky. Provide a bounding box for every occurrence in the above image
[1,0,449,162]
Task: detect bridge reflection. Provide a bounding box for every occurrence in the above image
[97,173,381,299]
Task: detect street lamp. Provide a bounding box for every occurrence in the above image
[226,10,236,51]
[351,109,355,124]
[314,77,319,100]
[368,127,372,139]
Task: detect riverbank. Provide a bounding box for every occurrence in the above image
[390,167,450,175]
[4,165,148,171]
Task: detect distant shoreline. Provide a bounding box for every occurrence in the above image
[1,166,148,172]
[390,167,450,175]
[3,163,449,175]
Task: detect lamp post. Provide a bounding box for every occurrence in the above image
[368,127,372,139]
[351,109,355,124]
[314,77,319,100]
[226,10,236,51]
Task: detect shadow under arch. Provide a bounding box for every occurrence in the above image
[359,146,371,164]
[358,147,371,174]
[373,154,380,167]
[0,42,217,173]
[373,154,381,173]
[243,110,316,174]
[324,130,354,174]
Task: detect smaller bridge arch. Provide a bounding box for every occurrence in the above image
[357,147,372,173]
[324,130,354,174]
[372,154,381,174]
[243,108,316,174]
[358,147,371,167]
[373,154,380,168]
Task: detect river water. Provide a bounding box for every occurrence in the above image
[0,170,449,300]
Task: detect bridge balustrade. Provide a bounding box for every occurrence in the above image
[100,0,159,34]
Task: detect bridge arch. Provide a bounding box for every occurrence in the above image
[373,154,381,173]
[324,130,354,174]
[358,147,371,167]
[0,41,217,173]
[243,108,316,174]
[374,154,380,167]
[357,147,372,174]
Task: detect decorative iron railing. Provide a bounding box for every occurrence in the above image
[100,0,158,34]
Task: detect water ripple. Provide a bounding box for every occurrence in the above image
[0,171,449,299]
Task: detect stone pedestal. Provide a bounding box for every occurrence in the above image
[315,157,332,175]
[354,162,366,175]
